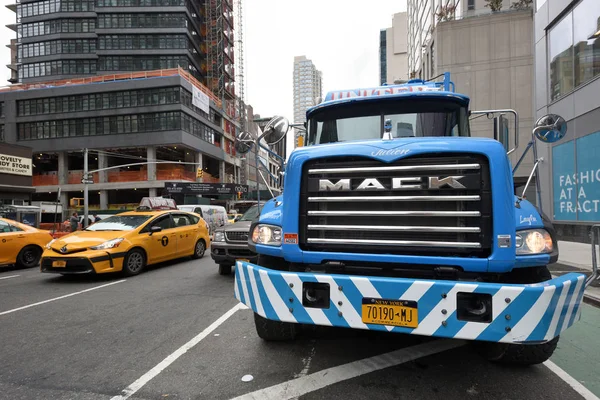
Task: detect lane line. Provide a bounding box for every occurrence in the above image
[544,360,600,400]
[111,303,245,400]
[230,339,464,400]
[0,274,20,281]
[0,280,126,316]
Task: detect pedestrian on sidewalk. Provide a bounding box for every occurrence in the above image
[69,212,79,232]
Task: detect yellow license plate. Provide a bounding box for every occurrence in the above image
[52,260,67,268]
[361,298,418,328]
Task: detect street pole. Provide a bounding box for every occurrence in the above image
[83,148,89,229]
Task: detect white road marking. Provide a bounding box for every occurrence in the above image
[544,360,600,400]
[230,339,464,400]
[111,303,245,400]
[0,280,126,316]
[0,274,20,281]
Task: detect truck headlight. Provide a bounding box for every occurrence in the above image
[515,229,553,255]
[90,238,123,250]
[251,224,282,246]
[214,231,225,242]
[46,239,56,250]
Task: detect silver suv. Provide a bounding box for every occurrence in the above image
[211,205,260,275]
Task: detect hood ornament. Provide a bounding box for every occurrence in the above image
[382,118,393,141]
[60,246,68,254]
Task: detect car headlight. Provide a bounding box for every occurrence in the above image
[90,238,124,250]
[45,239,56,250]
[251,224,282,246]
[515,229,553,255]
[214,231,225,242]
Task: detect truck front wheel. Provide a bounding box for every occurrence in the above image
[474,266,557,366]
[254,312,297,341]
[253,254,297,341]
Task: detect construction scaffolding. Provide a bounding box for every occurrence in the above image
[204,0,235,103]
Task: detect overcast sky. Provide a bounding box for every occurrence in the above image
[0,0,407,154]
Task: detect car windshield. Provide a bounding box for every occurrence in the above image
[239,206,260,221]
[307,98,470,145]
[85,215,153,231]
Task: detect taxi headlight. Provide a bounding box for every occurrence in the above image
[45,239,56,250]
[214,231,225,242]
[516,229,553,255]
[251,224,282,246]
[90,238,124,250]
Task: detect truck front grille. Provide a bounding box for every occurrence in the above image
[299,154,492,257]
[226,231,249,243]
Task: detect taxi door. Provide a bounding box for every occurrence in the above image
[142,214,178,264]
[0,219,21,265]
[172,213,197,256]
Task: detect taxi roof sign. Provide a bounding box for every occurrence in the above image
[138,197,177,210]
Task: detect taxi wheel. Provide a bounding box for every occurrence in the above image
[16,245,42,268]
[122,249,146,276]
[192,240,206,259]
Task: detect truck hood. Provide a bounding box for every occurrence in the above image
[223,220,253,232]
[50,231,127,252]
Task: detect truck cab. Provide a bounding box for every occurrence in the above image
[232,74,596,366]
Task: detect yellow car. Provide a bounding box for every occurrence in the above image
[228,213,242,224]
[0,217,54,269]
[40,209,210,276]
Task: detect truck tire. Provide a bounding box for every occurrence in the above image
[253,254,297,341]
[474,265,557,366]
[254,312,297,341]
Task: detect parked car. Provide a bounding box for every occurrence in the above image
[211,204,261,275]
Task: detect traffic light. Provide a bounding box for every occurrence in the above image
[196,168,203,179]
[237,191,242,199]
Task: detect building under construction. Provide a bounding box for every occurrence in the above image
[0,0,245,211]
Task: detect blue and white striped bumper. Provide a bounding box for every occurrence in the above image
[234,261,587,344]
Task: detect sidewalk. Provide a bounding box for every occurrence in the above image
[551,240,600,306]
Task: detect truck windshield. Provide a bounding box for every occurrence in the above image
[307,98,470,145]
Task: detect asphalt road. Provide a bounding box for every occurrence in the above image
[1,257,599,400]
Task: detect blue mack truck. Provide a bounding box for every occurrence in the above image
[233,73,599,365]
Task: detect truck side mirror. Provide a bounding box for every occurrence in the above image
[235,131,254,154]
[493,115,510,152]
[533,114,567,143]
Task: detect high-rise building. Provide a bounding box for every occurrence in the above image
[380,12,408,85]
[534,0,600,242]
[406,0,511,79]
[0,0,243,212]
[293,55,322,126]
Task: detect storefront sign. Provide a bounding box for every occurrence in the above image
[552,131,600,222]
[164,182,249,196]
[0,153,32,176]
[192,86,210,114]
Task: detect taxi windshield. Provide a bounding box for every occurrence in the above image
[307,98,470,145]
[85,215,153,231]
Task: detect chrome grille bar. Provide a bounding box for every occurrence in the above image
[307,225,481,233]
[308,195,480,202]
[308,163,480,175]
[306,238,482,249]
[307,210,481,217]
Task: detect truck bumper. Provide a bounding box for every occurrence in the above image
[234,261,587,344]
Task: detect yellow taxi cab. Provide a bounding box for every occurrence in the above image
[228,213,242,224]
[0,217,54,269]
[40,198,211,276]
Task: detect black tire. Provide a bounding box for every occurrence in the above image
[122,248,146,276]
[218,264,232,275]
[254,312,297,341]
[16,245,42,269]
[473,337,559,366]
[192,239,206,259]
[474,266,556,366]
[257,254,289,271]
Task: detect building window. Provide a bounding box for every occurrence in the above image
[97,56,190,71]
[0,125,4,142]
[549,0,600,101]
[17,19,95,38]
[468,0,475,11]
[18,60,97,79]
